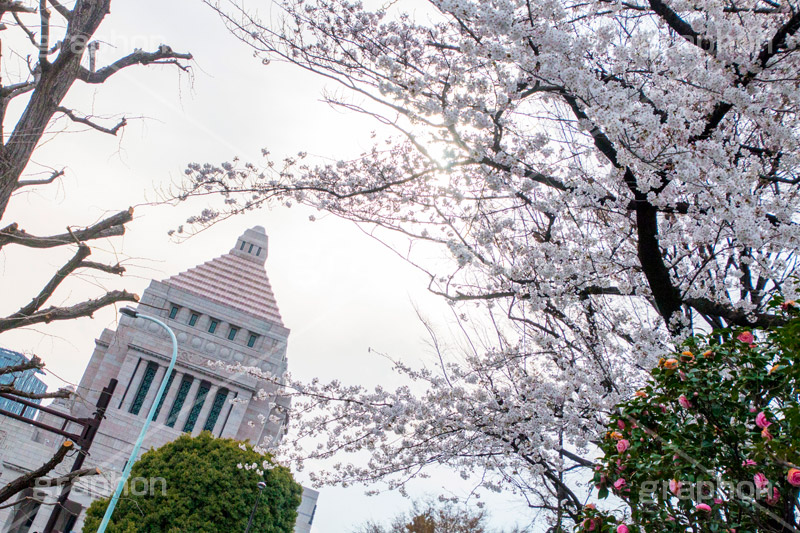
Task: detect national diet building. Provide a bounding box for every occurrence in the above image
[0,227,318,532]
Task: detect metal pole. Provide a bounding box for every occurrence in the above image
[96,308,178,533]
[43,379,118,533]
[244,481,267,533]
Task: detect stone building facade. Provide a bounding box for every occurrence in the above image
[0,227,317,532]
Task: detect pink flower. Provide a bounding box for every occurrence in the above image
[761,427,773,441]
[755,412,771,429]
[754,472,769,490]
[714,498,723,504]
[669,479,681,496]
[616,439,630,453]
[617,419,625,430]
[742,459,757,467]
[749,406,757,413]
[613,478,627,490]
[788,468,800,487]
[617,525,630,533]
[678,394,692,409]
[737,331,754,344]
[766,487,780,506]
[696,503,712,512]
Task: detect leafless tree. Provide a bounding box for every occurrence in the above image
[0,0,192,507]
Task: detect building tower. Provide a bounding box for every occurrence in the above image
[0,227,318,533]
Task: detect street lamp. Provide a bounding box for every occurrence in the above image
[97,307,178,533]
[244,481,268,533]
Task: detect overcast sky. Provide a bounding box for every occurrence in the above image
[1,1,534,530]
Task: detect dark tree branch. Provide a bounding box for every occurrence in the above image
[56,106,127,135]
[39,0,51,69]
[693,9,800,142]
[78,260,125,275]
[648,0,716,54]
[0,208,133,249]
[0,1,35,14]
[0,0,192,218]
[558,448,594,468]
[15,168,64,189]
[47,0,70,19]
[77,45,193,84]
[685,297,785,328]
[11,10,38,47]
[560,92,683,324]
[0,354,43,376]
[12,243,91,318]
[36,466,100,487]
[0,384,71,399]
[0,440,73,505]
[0,290,139,333]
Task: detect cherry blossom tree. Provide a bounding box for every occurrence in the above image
[185,0,800,528]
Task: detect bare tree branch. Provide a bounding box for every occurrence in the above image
[15,168,64,189]
[0,354,43,376]
[11,243,91,318]
[36,466,100,487]
[0,289,139,333]
[78,260,125,275]
[0,384,71,400]
[56,106,127,135]
[0,208,133,249]
[0,1,35,15]
[78,45,193,84]
[0,440,73,505]
[47,0,70,19]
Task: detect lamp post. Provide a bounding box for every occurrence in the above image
[97,307,178,533]
[244,481,268,533]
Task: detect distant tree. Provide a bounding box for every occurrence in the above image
[82,432,302,533]
[354,499,519,533]
[0,0,191,504]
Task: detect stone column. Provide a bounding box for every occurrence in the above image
[121,360,148,412]
[154,370,181,424]
[173,378,201,432]
[192,384,219,437]
[210,389,230,436]
[139,364,166,417]
[112,354,142,411]
[221,390,251,439]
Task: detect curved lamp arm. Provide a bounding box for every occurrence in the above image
[97,307,178,533]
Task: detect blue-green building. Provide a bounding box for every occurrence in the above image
[0,348,47,419]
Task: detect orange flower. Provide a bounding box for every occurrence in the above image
[702,350,713,358]
[609,431,624,440]
[788,468,800,487]
[663,358,679,370]
[635,390,648,398]
[680,351,695,363]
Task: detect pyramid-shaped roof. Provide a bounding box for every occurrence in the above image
[163,227,283,326]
